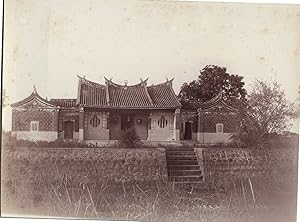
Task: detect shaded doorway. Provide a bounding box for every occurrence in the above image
[184,122,192,140]
[121,114,134,130]
[64,121,74,139]
[109,114,121,140]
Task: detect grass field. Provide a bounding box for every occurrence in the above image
[1,146,297,222]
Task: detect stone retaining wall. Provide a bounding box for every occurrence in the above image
[2,147,168,183]
[195,147,297,182]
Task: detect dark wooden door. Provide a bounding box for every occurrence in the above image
[121,114,134,130]
[64,121,74,139]
[184,122,192,140]
[109,114,121,140]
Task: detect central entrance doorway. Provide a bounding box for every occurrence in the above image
[121,114,134,130]
[64,121,74,139]
[184,122,192,140]
[109,111,149,140]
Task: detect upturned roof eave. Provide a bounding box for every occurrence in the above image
[11,91,56,108]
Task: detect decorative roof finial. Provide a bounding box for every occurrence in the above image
[140,78,143,82]
[165,77,169,82]
[33,85,37,94]
[124,80,128,86]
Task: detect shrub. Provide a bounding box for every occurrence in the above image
[3,137,93,148]
[118,128,140,148]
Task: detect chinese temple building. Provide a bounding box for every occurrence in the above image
[11,76,240,144]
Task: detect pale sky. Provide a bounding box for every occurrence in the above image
[2,0,300,132]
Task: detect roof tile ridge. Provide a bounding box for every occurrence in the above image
[78,75,106,88]
[76,75,83,104]
[147,77,175,88]
[219,99,238,112]
[50,98,77,102]
[166,78,182,107]
[143,80,153,106]
[104,77,110,105]
[201,91,223,105]
[105,77,148,88]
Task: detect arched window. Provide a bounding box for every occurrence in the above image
[158,116,168,128]
[90,115,101,127]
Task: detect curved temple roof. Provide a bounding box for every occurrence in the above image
[77,75,181,109]
[180,91,238,112]
[11,85,56,108]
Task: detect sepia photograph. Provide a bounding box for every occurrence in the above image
[1,0,300,221]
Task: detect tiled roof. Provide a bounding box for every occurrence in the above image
[107,78,153,108]
[50,99,77,108]
[11,86,56,108]
[180,91,238,112]
[147,80,182,108]
[179,99,202,110]
[76,76,181,109]
[198,91,238,112]
[77,77,108,107]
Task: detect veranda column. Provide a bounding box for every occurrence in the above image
[79,107,84,140]
[174,108,181,141]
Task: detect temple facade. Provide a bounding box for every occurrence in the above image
[11,76,240,144]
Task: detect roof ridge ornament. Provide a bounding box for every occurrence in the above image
[33,85,37,94]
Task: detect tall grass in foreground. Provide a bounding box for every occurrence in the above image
[2,170,297,222]
[1,146,297,222]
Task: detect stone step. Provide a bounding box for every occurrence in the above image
[169,175,204,183]
[167,159,199,165]
[166,154,197,158]
[168,169,202,176]
[167,156,197,160]
[169,181,204,184]
[166,152,196,156]
[167,165,201,170]
[165,147,194,151]
[166,150,195,154]
[166,147,204,184]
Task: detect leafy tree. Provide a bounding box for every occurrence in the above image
[233,80,297,147]
[179,65,247,106]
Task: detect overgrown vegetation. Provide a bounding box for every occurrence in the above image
[117,128,141,148]
[179,65,247,107]
[2,147,297,221]
[2,129,143,149]
[232,80,298,148]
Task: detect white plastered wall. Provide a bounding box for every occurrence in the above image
[148,111,175,141]
[11,131,58,142]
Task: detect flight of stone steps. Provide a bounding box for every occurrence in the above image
[166,147,204,184]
